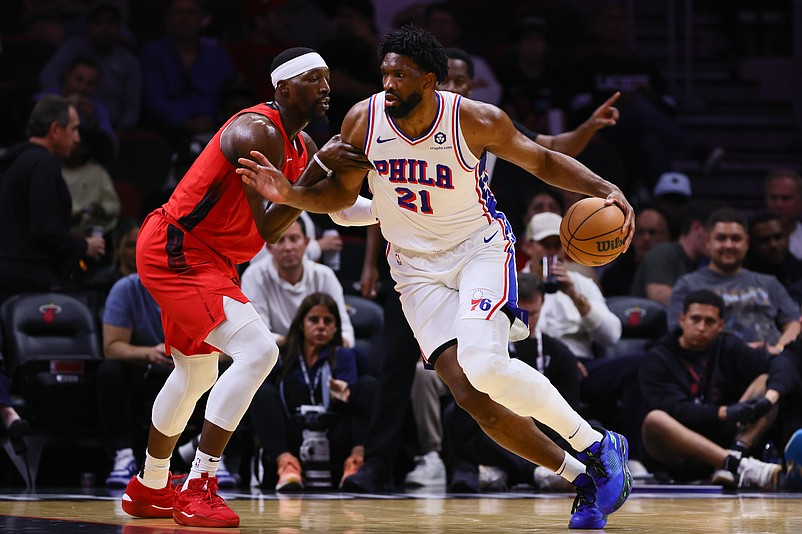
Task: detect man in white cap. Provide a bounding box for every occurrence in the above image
[121,47,371,528]
[652,171,692,239]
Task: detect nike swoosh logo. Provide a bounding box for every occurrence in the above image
[483,231,498,243]
[376,136,396,144]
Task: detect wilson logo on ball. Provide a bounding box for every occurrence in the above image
[596,236,625,252]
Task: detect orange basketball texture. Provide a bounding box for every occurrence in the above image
[559,197,626,266]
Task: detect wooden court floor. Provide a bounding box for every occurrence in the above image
[1,486,801,533]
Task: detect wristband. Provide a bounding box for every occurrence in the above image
[313,153,333,176]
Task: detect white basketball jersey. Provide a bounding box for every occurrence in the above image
[364,91,511,252]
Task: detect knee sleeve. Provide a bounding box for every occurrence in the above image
[151,351,219,437]
[203,299,279,431]
[457,314,582,437]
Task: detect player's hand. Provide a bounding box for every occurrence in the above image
[315,134,373,172]
[588,91,620,131]
[237,150,291,203]
[604,190,635,253]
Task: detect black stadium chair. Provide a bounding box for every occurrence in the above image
[605,296,668,358]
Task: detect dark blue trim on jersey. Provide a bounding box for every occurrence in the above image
[165,223,191,274]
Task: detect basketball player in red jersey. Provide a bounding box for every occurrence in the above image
[121,48,372,528]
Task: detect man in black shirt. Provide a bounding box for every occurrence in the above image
[639,289,790,489]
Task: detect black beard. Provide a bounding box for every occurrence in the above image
[386,91,422,119]
[310,112,330,125]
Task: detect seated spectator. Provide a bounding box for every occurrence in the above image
[764,169,802,260]
[38,1,141,129]
[640,289,782,489]
[668,207,801,354]
[651,172,693,239]
[82,216,140,293]
[444,273,581,493]
[248,293,376,491]
[745,212,802,304]
[62,127,121,236]
[601,206,670,297]
[139,0,236,141]
[631,199,719,304]
[241,219,355,348]
[0,95,105,305]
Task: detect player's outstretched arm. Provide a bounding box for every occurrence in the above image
[464,99,634,250]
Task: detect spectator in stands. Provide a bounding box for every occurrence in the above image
[444,273,581,493]
[764,169,802,260]
[640,289,783,489]
[0,95,105,305]
[422,4,501,105]
[668,207,801,354]
[36,57,117,146]
[745,212,802,304]
[565,2,723,188]
[249,292,375,491]
[139,0,236,140]
[318,0,382,134]
[83,216,139,294]
[62,127,121,236]
[631,199,719,304]
[38,1,141,128]
[601,206,671,297]
[240,219,355,348]
[651,172,693,240]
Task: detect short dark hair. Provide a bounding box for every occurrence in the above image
[271,47,318,74]
[444,47,474,80]
[378,25,449,83]
[683,289,724,316]
[27,95,73,137]
[678,199,722,236]
[705,206,747,233]
[748,211,782,232]
[517,272,543,301]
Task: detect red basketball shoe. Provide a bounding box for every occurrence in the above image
[122,473,181,518]
[173,473,240,528]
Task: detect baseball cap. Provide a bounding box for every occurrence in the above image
[653,172,692,198]
[526,212,563,242]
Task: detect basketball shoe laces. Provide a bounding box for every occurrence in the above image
[191,476,229,511]
[571,478,599,516]
[582,451,609,485]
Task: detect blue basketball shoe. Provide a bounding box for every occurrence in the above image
[577,429,632,516]
[785,429,802,491]
[568,473,607,529]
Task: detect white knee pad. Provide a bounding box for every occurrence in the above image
[152,351,219,437]
[203,298,279,431]
[457,314,579,435]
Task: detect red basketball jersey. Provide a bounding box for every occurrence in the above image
[162,103,309,264]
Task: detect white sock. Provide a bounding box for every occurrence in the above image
[183,448,220,490]
[566,422,603,453]
[556,451,587,483]
[139,449,170,490]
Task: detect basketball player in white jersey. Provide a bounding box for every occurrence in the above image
[237,26,635,529]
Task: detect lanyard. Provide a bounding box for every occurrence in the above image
[298,353,323,406]
[534,329,546,375]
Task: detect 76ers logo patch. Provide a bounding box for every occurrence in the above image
[469,290,493,312]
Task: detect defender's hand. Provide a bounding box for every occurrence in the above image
[237,150,290,203]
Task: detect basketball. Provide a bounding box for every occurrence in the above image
[559,197,626,266]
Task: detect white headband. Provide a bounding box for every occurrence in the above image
[271,52,328,88]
